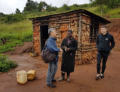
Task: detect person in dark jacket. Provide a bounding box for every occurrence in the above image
[59,30,78,82]
[46,28,61,88]
[96,25,115,80]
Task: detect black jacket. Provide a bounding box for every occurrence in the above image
[96,33,115,52]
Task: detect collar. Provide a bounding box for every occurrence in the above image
[66,36,74,40]
[101,32,109,36]
[49,37,57,40]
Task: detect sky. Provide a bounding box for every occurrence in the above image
[0,0,90,14]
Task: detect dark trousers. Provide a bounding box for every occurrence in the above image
[97,51,109,74]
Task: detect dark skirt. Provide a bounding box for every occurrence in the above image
[61,52,75,73]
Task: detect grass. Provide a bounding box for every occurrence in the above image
[0,20,32,53]
[0,5,120,53]
[0,54,17,72]
[107,7,120,18]
[86,6,120,18]
[25,5,120,19]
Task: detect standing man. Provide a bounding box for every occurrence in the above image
[46,28,61,88]
[59,30,78,82]
[96,25,115,80]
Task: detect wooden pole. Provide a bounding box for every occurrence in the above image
[78,14,82,64]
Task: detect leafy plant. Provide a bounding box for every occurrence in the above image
[0,54,17,72]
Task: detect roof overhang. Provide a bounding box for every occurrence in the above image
[30,9,111,24]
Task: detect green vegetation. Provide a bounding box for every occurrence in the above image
[0,0,120,53]
[85,6,120,18]
[0,14,24,23]
[0,54,17,72]
[90,0,120,8]
[90,0,120,17]
[107,7,120,18]
[23,0,57,13]
[0,20,32,53]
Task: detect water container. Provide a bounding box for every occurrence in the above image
[16,70,27,84]
[27,70,36,80]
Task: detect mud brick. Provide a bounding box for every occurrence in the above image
[31,10,109,64]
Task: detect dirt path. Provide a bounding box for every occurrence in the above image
[0,51,120,92]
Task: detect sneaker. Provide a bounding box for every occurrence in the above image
[96,74,101,80]
[100,74,104,79]
[58,77,65,81]
[47,84,56,88]
[52,79,56,82]
[67,78,70,82]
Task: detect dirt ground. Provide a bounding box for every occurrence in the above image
[0,50,120,92]
[0,18,120,92]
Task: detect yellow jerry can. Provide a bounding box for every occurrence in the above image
[16,70,27,84]
[27,70,36,80]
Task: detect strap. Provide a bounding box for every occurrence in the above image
[43,39,48,50]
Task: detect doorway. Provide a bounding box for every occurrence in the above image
[40,25,49,50]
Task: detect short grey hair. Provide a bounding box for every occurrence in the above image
[101,25,107,29]
[48,28,56,35]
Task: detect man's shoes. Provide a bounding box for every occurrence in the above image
[96,74,101,80]
[100,73,104,79]
[52,79,56,82]
[47,84,56,88]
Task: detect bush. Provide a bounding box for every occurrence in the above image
[0,14,25,24]
[0,54,17,72]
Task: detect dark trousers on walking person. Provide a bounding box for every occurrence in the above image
[96,31,115,80]
[97,51,109,75]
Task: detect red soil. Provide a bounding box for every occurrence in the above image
[0,18,120,92]
[108,18,120,49]
[0,50,120,92]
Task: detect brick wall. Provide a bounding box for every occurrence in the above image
[33,22,41,55]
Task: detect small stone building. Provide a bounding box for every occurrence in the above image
[31,9,110,64]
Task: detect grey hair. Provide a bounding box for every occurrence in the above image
[101,25,107,28]
[48,28,56,35]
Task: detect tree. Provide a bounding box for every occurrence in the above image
[90,0,120,8]
[15,8,21,14]
[0,13,5,17]
[90,0,108,16]
[62,4,70,10]
[46,5,57,12]
[107,0,120,8]
[38,1,48,12]
[24,0,38,12]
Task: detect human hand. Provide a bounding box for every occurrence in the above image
[66,48,70,51]
[64,47,67,52]
[60,48,63,52]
